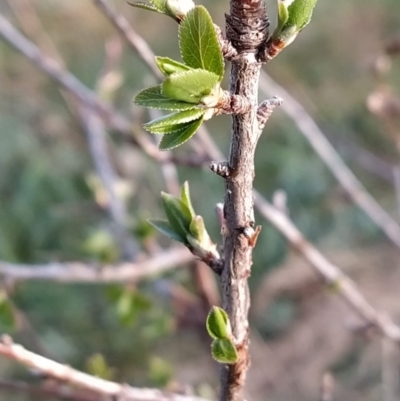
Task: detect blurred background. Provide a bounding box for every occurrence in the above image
[1,0,400,400]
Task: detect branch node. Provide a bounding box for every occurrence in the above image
[210,161,232,178]
[215,91,252,115]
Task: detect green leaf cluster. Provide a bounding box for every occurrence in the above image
[273,0,319,46]
[149,182,218,258]
[134,6,224,150]
[206,306,238,364]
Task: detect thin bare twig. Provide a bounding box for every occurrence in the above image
[253,192,400,343]
[80,106,138,259]
[0,336,209,401]
[0,247,194,283]
[259,72,400,250]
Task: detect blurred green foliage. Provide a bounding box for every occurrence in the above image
[1,0,400,400]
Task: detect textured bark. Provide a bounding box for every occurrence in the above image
[219,1,269,401]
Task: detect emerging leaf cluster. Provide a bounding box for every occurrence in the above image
[272,0,319,46]
[149,182,218,259]
[134,6,224,150]
[206,306,238,364]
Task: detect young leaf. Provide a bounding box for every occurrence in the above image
[161,192,192,239]
[211,338,238,364]
[143,121,195,135]
[180,181,196,218]
[128,0,170,15]
[128,2,161,13]
[189,215,206,242]
[148,219,187,243]
[162,69,220,104]
[206,306,231,339]
[179,6,224,79]
[135,86,199,111]
[286,0,319,30]
[159,116,204,150]
[155,57,192,76]
[274,0,290,38]
[144,109,206,133]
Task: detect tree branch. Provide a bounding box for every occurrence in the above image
[0,336,209,401]
[0,247,194,283]
[217,1,269,400]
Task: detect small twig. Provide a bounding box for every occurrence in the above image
[0,336,209,401]
[259,72,400,251]
[257,96,283,134]
[0,247,194,283]
[253,191,400,343]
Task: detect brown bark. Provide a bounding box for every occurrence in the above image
[219,1,269,400]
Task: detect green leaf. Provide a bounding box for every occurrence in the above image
[206,306,231,339]
[144,109,206,133]
[135,86,200,111]
[286,0,319,30]
[143,121,193,135]
[128,1,166,14]
[161,192,192,239]
[162,69,220,104]
[189,215,206,242]
[180,181,195,218]
[211,338,238,364]
[274,0,290,37]
[148,219,187,243]
[155,57,192,76]
[159,116,203,150]
[179,6,224,79]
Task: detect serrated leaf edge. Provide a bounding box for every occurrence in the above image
[178,6,224,79]
[158,116,204,150]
